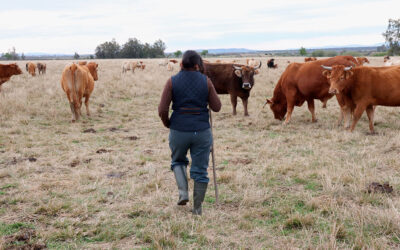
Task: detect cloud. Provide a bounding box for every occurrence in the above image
[0,0,398,53]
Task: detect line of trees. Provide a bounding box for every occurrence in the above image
[95,38,166,59]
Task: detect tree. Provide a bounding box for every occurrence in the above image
[201,50,208,57]
[174,50,182,58]
[21,53,25,60]
[74,52,80,59]
[89,55,94,59]
[311,50,325,57]
[383,18,400,56]
[95,38,121,58]
[299,47,307,56]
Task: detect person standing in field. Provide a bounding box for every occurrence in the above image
[158,50,221,215]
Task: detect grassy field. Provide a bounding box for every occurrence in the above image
[0,57,399,249]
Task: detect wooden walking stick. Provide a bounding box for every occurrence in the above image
[209,110,219,204]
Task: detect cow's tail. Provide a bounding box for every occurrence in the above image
[69,63,80,119]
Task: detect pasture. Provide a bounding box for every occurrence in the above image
[1,57,400,249]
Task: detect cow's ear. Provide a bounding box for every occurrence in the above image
[345,70,353,79]
[234,70,242,77]
[266,99,273,104]
[254,69,260,75]
[322,70,331,78]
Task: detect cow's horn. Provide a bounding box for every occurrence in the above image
[253,61,262,70]
[344,66,352,71]
[233,65,242,70]
[321,65,332,70]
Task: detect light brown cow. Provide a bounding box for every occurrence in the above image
[0,63,22,92]
[247,59,260,67]
[27,62,36,76]
[355,57,370,65]
[167,61,174,71]
[78,61,87,66]
[304,57,317,62]
[322,65,400,132]
[60,63,96,122]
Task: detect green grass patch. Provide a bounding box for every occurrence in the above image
[0,222,34,236]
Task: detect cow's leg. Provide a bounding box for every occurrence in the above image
[242,97,249,116]
[70,102,77,122]
[343,106,352,129]
[230,94,237,116]
[84,95,91,116]
[349,103,367,132]
[366,105,375,133]
[307,99,317,122]
[322,98,328,108]
[284,101,295,125]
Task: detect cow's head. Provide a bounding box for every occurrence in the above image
[11,64,23,75]
[266,98,287,120]
[384,56,390,62]
[87,62,99,81]
[357,57,370,65]
[232,62,261,90]
[321,65,353,94]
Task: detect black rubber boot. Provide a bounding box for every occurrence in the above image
[192,182,208,215]
[173,165,189,205]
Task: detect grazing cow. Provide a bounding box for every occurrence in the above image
[384,56,390,62]
[321,65,400,132]
[169,59,179,64]
[122,61,139,73]
[247,59,261,68]
[78,61,87,66]
[384,57,400,66]
[27,62,36,76]
[37,63,46,74]
[167,61,175,71]
[0,63,22,91]
[203,61,261,116]
[267,59,277,68]
[159,59,169,66]
[266,56,358,124]
[60,63,95,122]
[356,57,370,65]
[304,57,317,62]
[216,59,238,64]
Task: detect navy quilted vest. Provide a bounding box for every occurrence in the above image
[170,70,210,132]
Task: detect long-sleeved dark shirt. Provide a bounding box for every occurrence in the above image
[158,76,221,128]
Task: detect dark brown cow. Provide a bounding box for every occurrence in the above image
[267,59,277,68]
[321,65,400,132]
[0,63,23,91]
[266,56,358,124]
[37,63,46,74]
[203,61,261,116]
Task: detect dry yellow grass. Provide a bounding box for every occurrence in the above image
[0,57,400,249]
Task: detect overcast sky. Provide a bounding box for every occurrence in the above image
[0,0,398,54]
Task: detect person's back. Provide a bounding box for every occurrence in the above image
[158,50,221,215]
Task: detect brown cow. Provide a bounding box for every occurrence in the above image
[321,65,400,132]
[82,62,99,81]
[169,59,178,64]
[27,62,36,76]
[0,63,22,92]
[60,63,96,122]
[305,57,317,62]
[203,61,261,116]
[266,56,358,124]
[37,63,46,74]
[356,57,370,65]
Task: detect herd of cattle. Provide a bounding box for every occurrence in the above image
[0,55,400,132]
